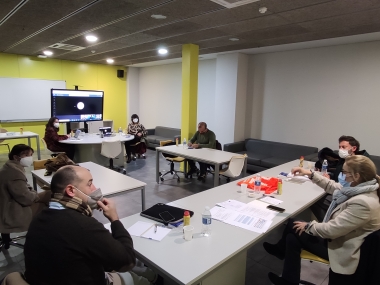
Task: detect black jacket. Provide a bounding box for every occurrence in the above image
[24,208,135,285]
[333,150,371,182]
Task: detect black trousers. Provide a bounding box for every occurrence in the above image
[187,160,208,175]
[1,233,11,243]
[277,219,329,284]
[124,136,141,158]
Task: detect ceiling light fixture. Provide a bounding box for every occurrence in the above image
[229,38,239,41]
[259,7,267,14]
[151,14,167,19]
[158,48,168,55]
[86,35,98,42]
[37,54,47,58]
[43,50,53,56]
[106,58,114,64]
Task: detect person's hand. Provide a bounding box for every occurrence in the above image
[291,167,312,178]
[137,133,142,137]
[187,142,192,147]
[66,134,70,138]
[293,221,308,236]
[97,198,119,222]
[192,144,199,149]
[322,173,330,179]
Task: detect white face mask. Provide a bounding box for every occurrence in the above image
[74,187,103,209]
[338,148,351,159]
[19,156,33,167]
[53,123,60,128]
[133,118,138,123]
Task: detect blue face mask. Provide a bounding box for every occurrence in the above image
[338,172,351,187]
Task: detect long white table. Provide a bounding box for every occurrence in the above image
[0,131,41,159]
[31,161,147,210]
[107,160,325,285]
[60,133,134,165]
[155,145,248,187]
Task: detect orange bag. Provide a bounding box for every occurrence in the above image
[237,176,278,194]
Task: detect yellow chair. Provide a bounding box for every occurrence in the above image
[1,272,30,285]
[300,250,329,285]
[159,140,185,182]
[0,128,10,153]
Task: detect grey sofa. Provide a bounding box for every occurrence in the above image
[146,126,181,148]
[224,138,318,172]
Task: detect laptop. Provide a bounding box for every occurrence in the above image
[99,127,112,137]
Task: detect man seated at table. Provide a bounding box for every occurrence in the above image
[186,122,216,181]
[24,165,160,285]
[311,135,371,221]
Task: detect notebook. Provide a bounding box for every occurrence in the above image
[127,221,171,241]
[140,203,194,224]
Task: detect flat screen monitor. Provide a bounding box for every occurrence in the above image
[51,89,104,122]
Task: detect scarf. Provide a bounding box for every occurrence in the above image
[51,193,93,217]
[323,179,378,222]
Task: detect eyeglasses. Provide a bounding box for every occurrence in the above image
[341,170,350,175]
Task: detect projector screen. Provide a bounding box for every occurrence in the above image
[51,89,104,122]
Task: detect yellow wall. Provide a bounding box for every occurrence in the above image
[0,53,127,153]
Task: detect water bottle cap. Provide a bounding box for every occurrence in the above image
[184,211,190,216]
[205,206,210,210]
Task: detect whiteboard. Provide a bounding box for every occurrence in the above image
[0,77,66,121]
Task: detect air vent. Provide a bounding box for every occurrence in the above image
[48,43,85,51]
[209,0,260,9]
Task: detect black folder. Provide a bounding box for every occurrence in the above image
[140,203,194,224]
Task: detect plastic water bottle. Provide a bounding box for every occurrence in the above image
[322,159,328,175]
[183,138,187,149]
[254,174,261,194]
[201,206,212,237]
[118,127,122,135]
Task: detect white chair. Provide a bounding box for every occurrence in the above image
[0,128,10,153]
[217,154,247,183]
[100,139,125,173]
[41,138,65,157]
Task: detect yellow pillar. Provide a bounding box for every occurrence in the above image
[181,44,199,145]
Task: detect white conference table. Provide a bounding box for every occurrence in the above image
[31,161,147,210]
[0,131,41,159]
[107,160,325,285]
[60,133,134,165]
[155,145,248,187]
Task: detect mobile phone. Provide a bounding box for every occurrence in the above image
[159,211,175,223]
[267,205,285,213]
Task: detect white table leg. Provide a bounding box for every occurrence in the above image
[36,135,41,159]
[156,150,160,183]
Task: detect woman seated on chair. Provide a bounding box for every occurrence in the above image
[43,117,75,160]
[0,144,51,249]
[263,155,380,285]
[124,114,147,163]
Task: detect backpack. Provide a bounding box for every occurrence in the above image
[315,147,341,171]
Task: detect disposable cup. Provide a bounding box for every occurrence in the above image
[183,225,194,241]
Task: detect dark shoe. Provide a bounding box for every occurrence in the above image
[142,154,146,159]
[127,157,132,163]
[4,242,10,250]
[263,242,285,260]
[198,174,206,182]
[186,167,199,177]
[268,272,297,285]
[132,155,136,161]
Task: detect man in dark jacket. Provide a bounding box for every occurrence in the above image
[24,165,155,285]
[311,135,371,221]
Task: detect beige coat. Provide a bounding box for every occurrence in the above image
[306,172,380,274]
[0,160,39,233]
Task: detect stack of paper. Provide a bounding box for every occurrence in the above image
[211,200,279,233]
[127,221,171,241]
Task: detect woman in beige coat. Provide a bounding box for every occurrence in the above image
[264,155,380,285]
[0,144,50,249]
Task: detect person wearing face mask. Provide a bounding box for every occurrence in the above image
[311,136,371,221]
[43,116,75,160]
[124,114,148,163]
[264,155,380,285]
[24,165,162,285]
[186,122,216,181]
[0,144,51,249]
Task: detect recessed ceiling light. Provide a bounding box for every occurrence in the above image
[158,48,168,55]
[37,54,47,58]
[86,35,98,42]
[259,7,267,14]
[106,58,114,64]
[151,14,167,19]
[43,50,53,56]
[229,38,239,41]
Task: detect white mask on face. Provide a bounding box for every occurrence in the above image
[53,123,60,128]
[133,118,138,123]
[19,156,33,167]
[338,148,351,159]
[74,187,104,209]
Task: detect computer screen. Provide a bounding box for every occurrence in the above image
[51,89,104,122]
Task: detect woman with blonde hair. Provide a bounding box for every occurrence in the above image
[264,155,380,285]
